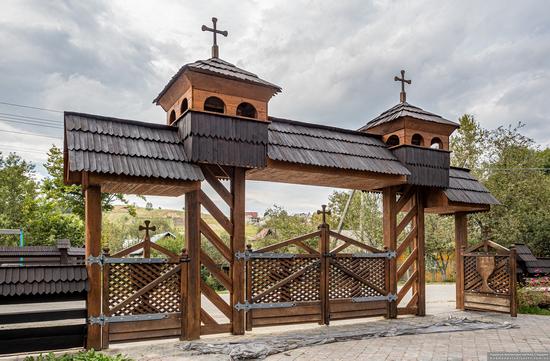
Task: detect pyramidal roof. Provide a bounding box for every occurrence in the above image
[359,102,459,131]
[153,57,282,104]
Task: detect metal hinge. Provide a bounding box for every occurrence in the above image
[234,301,296,311]
[87,255,105,265]
[351,293,397,303]
[235,251,295,261]
[88,313,168,326]
[87,255,168,266]
[352,251,397,259]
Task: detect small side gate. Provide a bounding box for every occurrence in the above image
[460,240,517,316]
[242,208,394,329]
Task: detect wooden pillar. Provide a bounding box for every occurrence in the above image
[383,187,397,319]
[509,247,518,317]
[184,189,201,340]
[231,167,246,335]
[319,221,330,325]
[454,212,468,310]
[416,191,426,316]
[180,249,189,340]
[85,185,102,350]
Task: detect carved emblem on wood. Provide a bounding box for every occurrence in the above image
[476,256,495,293]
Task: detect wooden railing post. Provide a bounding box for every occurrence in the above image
[383,187,397,319]
[319,220,330,325]
[180,249,189,340]
[416,191,426,316]
[185,189,201,340]
[231,167,246,335]
[455,213,468,309]
[510,247,518,317]
[101,247,110,350]
[85,185,102,350]
[245,244,253,331]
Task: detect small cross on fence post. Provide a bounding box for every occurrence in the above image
[394,69,411,103]
[317,204,331,227]
[139,220,156,258]
[202,17,228,58]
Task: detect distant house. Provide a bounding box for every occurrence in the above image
[122,232,177,256]
[252,228,274,241]
[514,243,550,277]
[245,211,260,223]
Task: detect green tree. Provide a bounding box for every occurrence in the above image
[425,215,454,281]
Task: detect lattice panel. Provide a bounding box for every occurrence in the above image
[464,255,511,295]
[329,258,386,299]
[250,257,320,303]
[108,263,181,316]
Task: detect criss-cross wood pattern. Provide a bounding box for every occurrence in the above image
[461,241,517,316]
[329,257,386,299]
[106,263,181,316]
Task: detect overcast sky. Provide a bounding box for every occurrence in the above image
[1,0,549,214]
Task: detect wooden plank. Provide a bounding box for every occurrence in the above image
[201,308,219,325]
[231,167,246,335]
[180,252,189,340]
[464,302,510,313]
[256,231,321,252]
[397,307,418,315]
[330,308,386,320]
[319,224,329,325]
[416,191,425,316]
[329,231,383,254]
[84,185,102,350]
[109,313,181,333]
[185,189,201,340]
[296,240,320,255]
[252,314,321,327]
[200,219,232,262]
[397,248,418,280]
[246,245,253,332]
[396,186,415,213]
[396,225,417,257]
[329,300,386,312]
[383,187,397,319]
[200,190,233,234]
[397,270,418,302]
[111,241,145,258]
[396,206,417,237]
[455,212,467,310]
[200,279,232,319]
[464,293,511,307]
[510,248,518,317]
[201,250,232,292]
[201,323,232,335]
[109,328,180,342]
[0,308,86,324]
[251,303,321,318]
[102,251,110,350]
[150,242,180,260]
[202,165,233,207]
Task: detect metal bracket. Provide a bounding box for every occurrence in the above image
[88,313,168,326]
[87,255,104,265]
[235,251,295,261]
[87,255,168,266]
[234,301,296,311]
[351,293,397,303]
[352,251,397,259]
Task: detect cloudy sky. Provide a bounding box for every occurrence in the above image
[1,0,549,214]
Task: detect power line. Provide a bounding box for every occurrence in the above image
[0,112,61,123]
[0,117,63,129]
[0,129,61,140]
[0,101,63,114]
[0,146,48,155]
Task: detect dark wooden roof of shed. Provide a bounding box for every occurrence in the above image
[360,102,459,130]
[444,167,500,205]
[0,265,87,296]
[267,117,411,176]
[65,112,204,181]
[153,58,282,104]
[514,244,550,275]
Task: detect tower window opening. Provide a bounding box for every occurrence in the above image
[236,102,257,118]
[180,98,189,114]
[204,96,225,114]
[169,110,176,124]
[411,133,424,146]
[386,135,400,147]
[430,137,443,149]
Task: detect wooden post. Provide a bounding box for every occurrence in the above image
[101,247,110,349]
[180,249,189,340]
[185,190,201,340]
[454,212,468,309]
[245,244,253,331]
[383,246,391,319]
[319,221,330,325]
[85,185,102,350]
[231,167,246,335]
[416,191,426,316]
[383,187,397,319]
[510,247,518,317]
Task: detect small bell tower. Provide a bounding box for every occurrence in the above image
[360,70,458,150]
[153,17,281,124]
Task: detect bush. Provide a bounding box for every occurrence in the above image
[24,350,132,361]
[517,275,550,310]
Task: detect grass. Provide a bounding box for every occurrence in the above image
[24,350,132,361]
[518,305,550,316]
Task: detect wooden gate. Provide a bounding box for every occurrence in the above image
[244,208,393,329]
[460,241,517,316]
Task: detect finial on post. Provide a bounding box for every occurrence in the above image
[317,204,331,226]
[202,17,228,58]
[394,70,411,103]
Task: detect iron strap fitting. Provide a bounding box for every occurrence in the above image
[87,255,168,266]
[351,293,397,303]
[88,313,168,326]
[352,251,397,259]
[235,251,295,261]
[234,301,296,311]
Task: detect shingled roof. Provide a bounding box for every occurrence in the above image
[267,117,411,176]
[0,265,87,296]
[444,167,500,205]
[65,112,204,181]
[360,102,459,130]
[153,58,282,104]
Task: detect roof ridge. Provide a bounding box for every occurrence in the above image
[269,116,384,140]
[65,111,175,131]
[270,142,400,161]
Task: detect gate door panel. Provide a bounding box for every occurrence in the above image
[461,241,517,316]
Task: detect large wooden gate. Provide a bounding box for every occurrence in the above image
[460,241,517,316]
[243,210,394,329]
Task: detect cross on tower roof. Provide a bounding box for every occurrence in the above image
[139,220,156,242]
[394,70,411,103]
[317,204,331,226]
[201,17,228,59]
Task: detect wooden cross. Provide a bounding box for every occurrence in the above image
[139,220,156,258]
[394,69,411,103]
[202,17,228,59]
[317,204,331,225]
